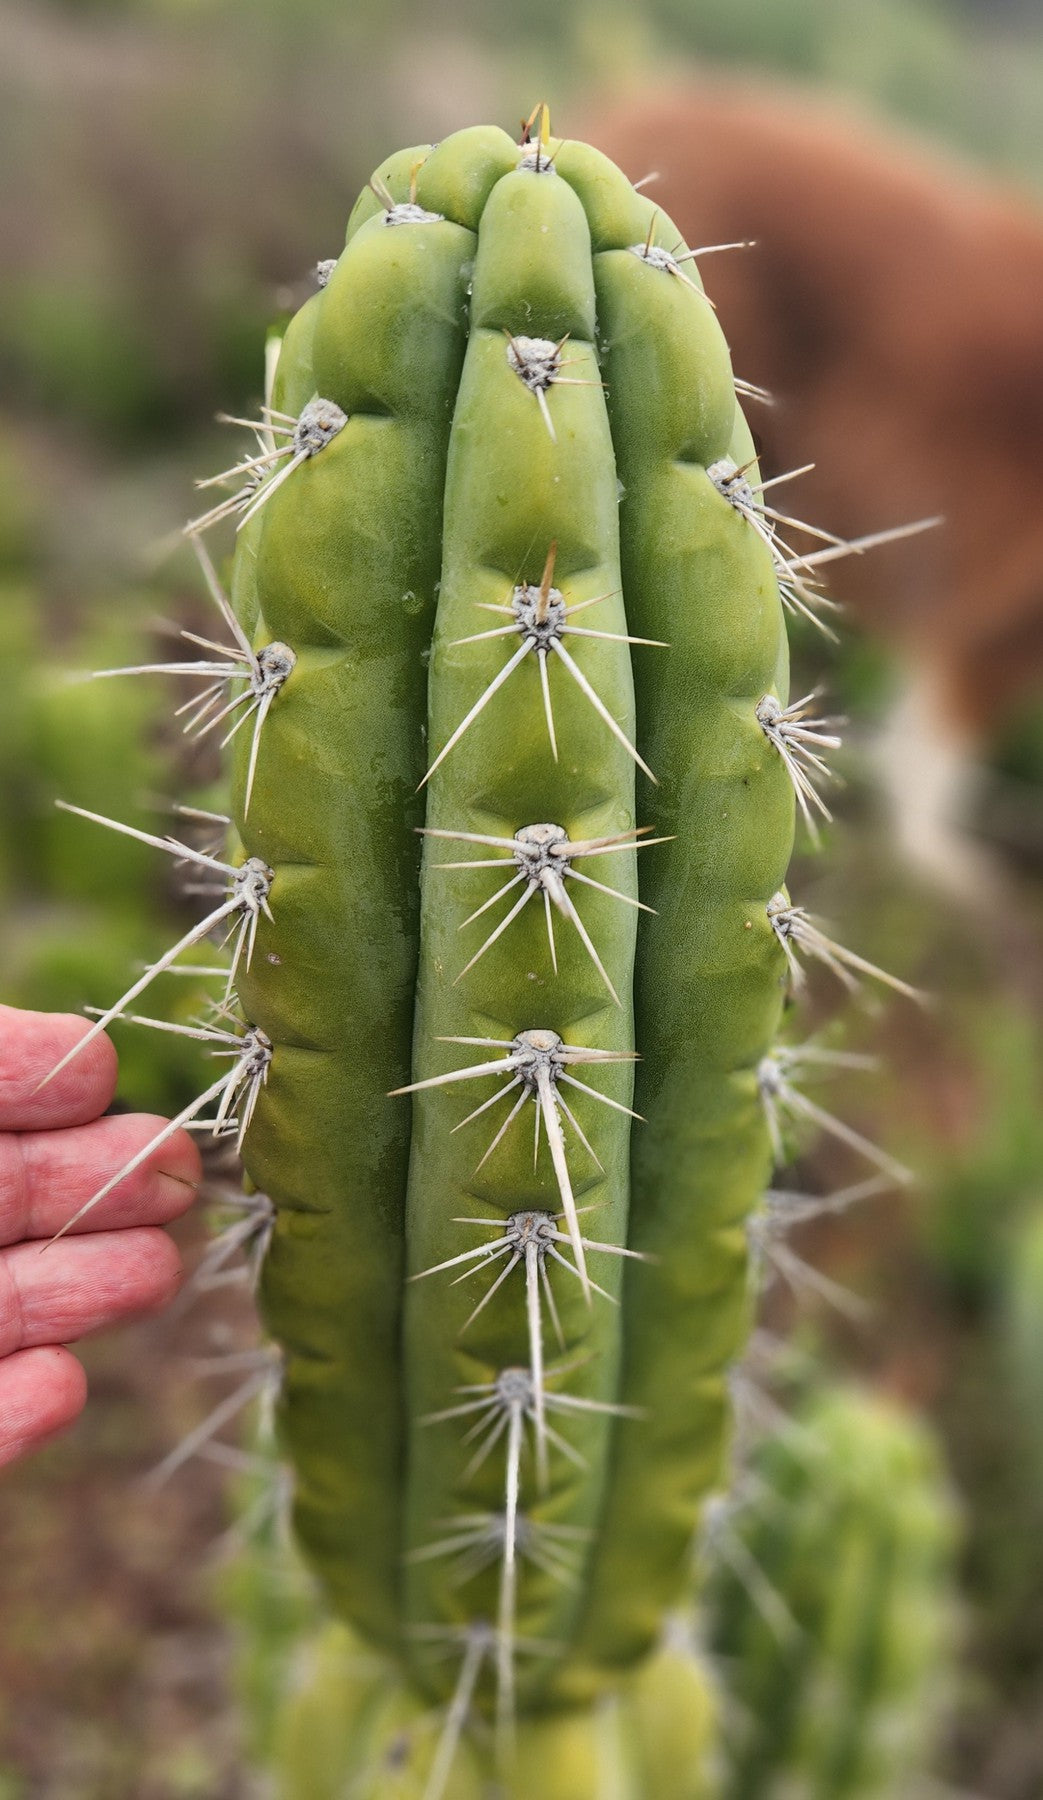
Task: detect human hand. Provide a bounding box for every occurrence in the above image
[0,1003,201,1470]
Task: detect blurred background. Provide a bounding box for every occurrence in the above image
[2,0,1043,1794]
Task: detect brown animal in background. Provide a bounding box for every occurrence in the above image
[581,81,1043,888]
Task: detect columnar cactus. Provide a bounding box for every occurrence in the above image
[702,1384,960,1800]
[234,116,796,1740]
[44,110,928,1796]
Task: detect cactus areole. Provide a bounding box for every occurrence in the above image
[233,117,794,1740]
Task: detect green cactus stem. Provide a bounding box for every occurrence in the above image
[42,108,929,1796]
[221,119,794,1737]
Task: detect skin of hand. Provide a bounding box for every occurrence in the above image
[0,1003,201,1471]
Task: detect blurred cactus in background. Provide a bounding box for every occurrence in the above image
[0,582,217,1114]
[703,1384,960,1800]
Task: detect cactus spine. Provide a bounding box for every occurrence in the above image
[46,111,930,1795]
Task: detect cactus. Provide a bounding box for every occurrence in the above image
[702,1384,960,1800]
[42,111,931,1796]
[231,117,795,1751]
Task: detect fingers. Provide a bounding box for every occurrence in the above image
[0,1113,201,1247]
[0,1345,88,1471]
[0,1011,198,1477]
[0,1005,118,1131]
[0,1227,184,1360]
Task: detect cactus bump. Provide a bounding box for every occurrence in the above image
[41,109,937,1795]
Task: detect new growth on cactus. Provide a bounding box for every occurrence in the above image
[44,105,936,1796]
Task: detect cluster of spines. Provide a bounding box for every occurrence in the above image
[40,109,933,1794]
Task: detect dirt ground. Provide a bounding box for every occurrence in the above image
[0,1204,264,1800]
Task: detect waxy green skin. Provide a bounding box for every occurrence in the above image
[229,120,792,1741]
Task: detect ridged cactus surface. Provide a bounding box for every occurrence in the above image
[227,118,792,1733]
[42,110,938,1796]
